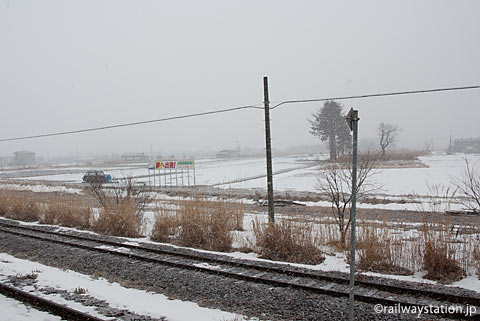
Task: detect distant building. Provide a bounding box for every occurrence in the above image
[121,153,149,161]
[216,149,239,158]
[453,138,480,154]
[12,150,35,167]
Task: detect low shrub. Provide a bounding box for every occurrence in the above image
[94,199,141,238]
[88,179,151,238]
[252,218,324,265]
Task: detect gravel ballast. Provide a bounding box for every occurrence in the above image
[0,229,460,321]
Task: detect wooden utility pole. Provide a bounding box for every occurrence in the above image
[263,76,275,224]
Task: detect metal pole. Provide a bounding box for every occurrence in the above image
[348,109,359,321]
[263,76,275,224]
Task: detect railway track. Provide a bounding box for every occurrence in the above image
[0,281,105,321]
[0,218,479,320]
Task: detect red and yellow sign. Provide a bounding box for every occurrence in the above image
[155,160,194,170]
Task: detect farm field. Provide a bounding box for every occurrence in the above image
[2,152,479,211]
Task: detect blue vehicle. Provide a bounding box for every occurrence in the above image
[82,170,112,184]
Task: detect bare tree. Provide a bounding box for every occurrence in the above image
[377,122,399,157]
[452,156,480,212]
[315,152,379,248]
[87,178,152,219]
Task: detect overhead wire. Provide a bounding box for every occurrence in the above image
[0,85,478,142]
[0,104,264,142]
[270,85,480,109]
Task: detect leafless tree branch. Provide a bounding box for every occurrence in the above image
[452,156,480,212]
[315,151,380,247]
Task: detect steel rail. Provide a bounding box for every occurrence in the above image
[0,220,478,319]
[0,282,105,321]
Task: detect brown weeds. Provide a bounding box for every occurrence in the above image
[176,197,234,251]
[252,218,324,265]
[422,220,464,282]
[150,207,178,243]
[0,189,39,222]
[88,180,151,238]
[475,246,480,279]
[41,197,93,229]
[151,197,244,252]
[356,223,411,275]
[94,199,142,238]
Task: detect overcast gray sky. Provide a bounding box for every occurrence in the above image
[1,1,479,158]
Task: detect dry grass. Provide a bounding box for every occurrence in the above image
[421,220,465,282]
[73,287,87,294]
[94,199,142,238]
[423,239,464,282]
[88,180,151,238]
[15,271,39,280]
[356,224,412,275]
[252,218,324,265]
[0,189,39,222]
[151,197,243,252]
[378,150,425,161]
[474,246,480,279]
[41,197,93,229]
[314,219,344,251]
[177,200,232,251]
[150,207,178,243]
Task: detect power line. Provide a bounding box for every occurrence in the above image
[270,85,480,109]
[0,85,478,142]
[0,104,264,142]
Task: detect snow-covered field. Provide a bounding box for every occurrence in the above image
[5,153,478,194]
[2,152,479,211]
[225,153,480,196]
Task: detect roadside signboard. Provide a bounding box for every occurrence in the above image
[149,160,196,187]
[154,160,194,170]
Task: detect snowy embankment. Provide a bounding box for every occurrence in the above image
[0,252,246,321]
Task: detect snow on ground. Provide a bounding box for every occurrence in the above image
[0,253,247,321]
[6,152,479,212]
[0,293,62,321]
[0,183,82,194]
[6,153,480,197]
[17,155,320,186]
[227,153,480,196]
